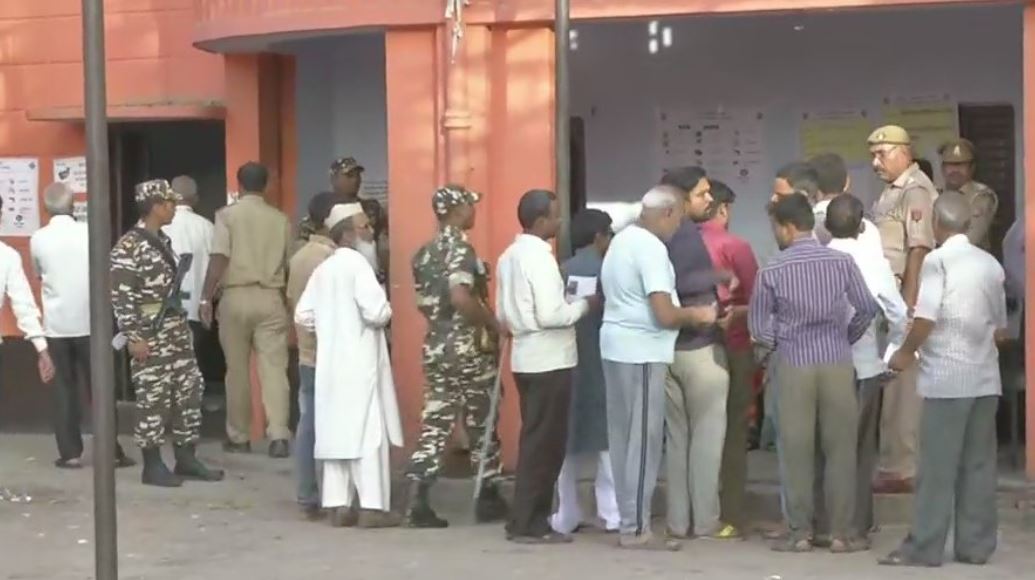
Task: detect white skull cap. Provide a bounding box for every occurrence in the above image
[325,203,365,231]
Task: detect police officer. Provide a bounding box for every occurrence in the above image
[200,162,293,458]
[405,185,508,528]
[938,138,998,251]
[868,125,938,494]
[111,179,224,487]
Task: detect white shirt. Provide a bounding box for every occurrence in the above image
[813,199,883,258]
[1003,218,1024,304]
[828,235,909,379]
[30,215,90,338]
[0,241,46,351]
[496,234,589,374]
[914,234,1006,399]
[162,206,214,322]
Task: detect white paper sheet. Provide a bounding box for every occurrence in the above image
[566,276,598,301]
[54,156,88,194]
[0,158,40,236]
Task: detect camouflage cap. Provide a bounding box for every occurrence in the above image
[867,125,911,146]
[432,185,480,217]
[134,179,181,204]
[329,157,364,177]
[938,138,976,163]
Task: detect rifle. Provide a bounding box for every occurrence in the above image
[472,336,508,502]
[153,252,193,330]
[112,251,193,351]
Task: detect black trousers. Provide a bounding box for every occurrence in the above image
[49,336,125,461]
[507,368,572,537]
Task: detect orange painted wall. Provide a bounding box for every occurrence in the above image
[384,25,557,465]
[0,0,224,335]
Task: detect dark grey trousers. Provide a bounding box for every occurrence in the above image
[814,375,883,539]
[898,396,999,565]
[775,361,858,540]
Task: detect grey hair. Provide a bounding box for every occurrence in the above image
[170,175,198,204]
[640,185,682,214]
[43,182,74,215]
[934,194,971,233]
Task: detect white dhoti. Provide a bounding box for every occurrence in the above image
[321,442,391,510]
[550,451,620,533]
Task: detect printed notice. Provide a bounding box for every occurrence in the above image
[54,156,88,194]
[0,158,41,236]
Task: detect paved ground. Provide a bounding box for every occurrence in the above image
[2,433,1034,580]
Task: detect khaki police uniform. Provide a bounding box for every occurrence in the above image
[938,138,998,251]
[212,194,294,444]
[869,125,938,481]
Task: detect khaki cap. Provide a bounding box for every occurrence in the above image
[867,125,911,146]
[938,138,976,163]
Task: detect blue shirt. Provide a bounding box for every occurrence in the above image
[600,224,679,364]
[666,219,719,350]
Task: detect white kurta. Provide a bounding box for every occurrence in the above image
[294,248,403,461]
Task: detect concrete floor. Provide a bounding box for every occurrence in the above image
[2,433,1034,580]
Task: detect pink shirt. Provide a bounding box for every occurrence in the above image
[699,220,759,351]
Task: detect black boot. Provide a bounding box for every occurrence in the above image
[141,447,182,488]
[405,481,449,528]
[475,483,509,523]
[174,444,225,482]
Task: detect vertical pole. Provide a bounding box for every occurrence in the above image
[82,0,118,576]
[1023,0,1035,481]
[555,0,571,258]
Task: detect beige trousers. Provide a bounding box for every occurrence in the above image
[664,344,730,537]
[878,364,920,479]
[218,286,291,443]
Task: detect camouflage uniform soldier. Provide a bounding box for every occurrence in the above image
[111,179,224,487]
[405,185,509,528]
[938,138,998,252]
[292,157,368,256]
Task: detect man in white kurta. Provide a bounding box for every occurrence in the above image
[294,203,403,528]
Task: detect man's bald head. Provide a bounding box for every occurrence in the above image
[171,175,198,206]
[824,194,864,240]
[933,193,972,243]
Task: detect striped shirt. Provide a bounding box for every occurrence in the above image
[748,236,878,367]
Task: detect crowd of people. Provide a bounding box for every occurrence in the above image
[2,122,1021,568]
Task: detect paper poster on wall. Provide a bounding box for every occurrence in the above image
[73,201,88,222]
[0,158,41,236]
[799,109,873,166]
[656,107,766,196]
[881,95,958,163]
[54,156,88,194]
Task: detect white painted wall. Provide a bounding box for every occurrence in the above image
[572,3,1024,260]
[288,33,389,219]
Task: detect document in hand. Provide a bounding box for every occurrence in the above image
[566,276,598,301]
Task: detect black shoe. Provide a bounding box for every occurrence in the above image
[115,444,136,468]
[268,439,290,458]
[174,444,225,482]
[222,440,251,454]
[475,484,509,523]
[405,481,449,529]
[141,447,183,488]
